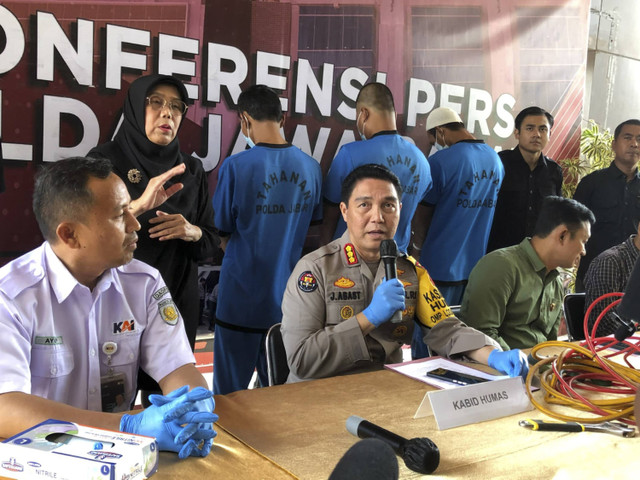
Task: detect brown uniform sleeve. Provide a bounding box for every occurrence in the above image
[422,317,501,358]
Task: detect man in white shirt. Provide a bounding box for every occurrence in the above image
[0,157,216,458]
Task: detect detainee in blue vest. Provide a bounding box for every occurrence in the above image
[212,85,322,394]
[409,107,504,359]
[322,82,432,252]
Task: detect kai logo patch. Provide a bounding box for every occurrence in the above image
[35,336,63,345]
[401,280,413,288]
[334,276,355,289]
[113,319,135,334]
[344,244,358,265]
[159,299,179,326]
[298,271,318,292]
[397,268,405,276]
[340,305,354,319]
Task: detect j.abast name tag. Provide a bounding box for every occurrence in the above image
[427,377,532,430]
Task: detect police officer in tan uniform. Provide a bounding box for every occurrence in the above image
[281,164,529,383]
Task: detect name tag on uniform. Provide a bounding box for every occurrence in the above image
[426,377,532,430]
[35,336,63,345]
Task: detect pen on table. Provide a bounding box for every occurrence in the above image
[518,419,636,438]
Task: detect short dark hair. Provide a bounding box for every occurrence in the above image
[427,122,465,137]
[237,84,283,122]
[340,164,402,204]
[614,119,640,140]
[355,83,396,113]
[533,196,595,238]
[514,106,554,131]
[33,157,113,242]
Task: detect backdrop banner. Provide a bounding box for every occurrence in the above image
[0,0,589,264]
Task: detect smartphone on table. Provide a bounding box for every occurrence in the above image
[426,367,489,386]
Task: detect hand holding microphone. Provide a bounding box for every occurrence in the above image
[380,239,404,323]
[346,415,439,475]
[362,279,405,327]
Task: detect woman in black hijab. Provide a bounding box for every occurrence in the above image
[89,74,218,398]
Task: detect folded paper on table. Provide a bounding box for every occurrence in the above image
[385,356,506,389]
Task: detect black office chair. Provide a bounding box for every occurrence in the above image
[265,323,290,386]
[563,293,586,341]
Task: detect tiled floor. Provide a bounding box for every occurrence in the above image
[194,325,259,391]
[194,325,214,391]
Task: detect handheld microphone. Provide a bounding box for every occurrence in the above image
[328,438,399,480]
[614,316,639,342]
[380,239,403,323]
[346,415,439,475]
[614,256,640,341]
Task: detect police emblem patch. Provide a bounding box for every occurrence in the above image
[340,305,354,319]
[298,271,318,292]
[344,244,358,265]
[334,276,355,288]
[158,299,179,325]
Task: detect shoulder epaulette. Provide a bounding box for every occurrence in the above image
[0,252,45,299]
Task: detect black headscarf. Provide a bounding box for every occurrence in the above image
[113,74,189,179]
[88,74,218,353]
[87,73,213,274]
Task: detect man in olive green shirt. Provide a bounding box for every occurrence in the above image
[460,197,594,350]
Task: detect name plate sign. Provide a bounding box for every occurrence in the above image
[426,377,532,430]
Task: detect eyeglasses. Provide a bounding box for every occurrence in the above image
[146,95,188,116]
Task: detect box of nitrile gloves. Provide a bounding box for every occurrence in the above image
[0,419,158,479]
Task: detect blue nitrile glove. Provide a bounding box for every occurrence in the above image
[120,386,218,458]
[361,278,406,327]
[488,349,529,378]
[148,387,218,458]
